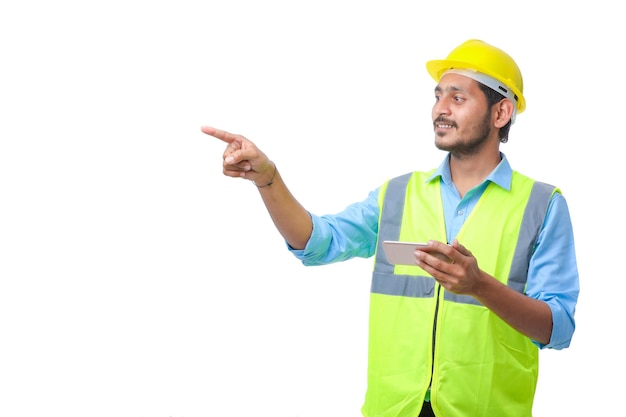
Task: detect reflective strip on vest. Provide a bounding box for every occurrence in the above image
[372,174,555,304]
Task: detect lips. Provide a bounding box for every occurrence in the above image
[434,118,456,129]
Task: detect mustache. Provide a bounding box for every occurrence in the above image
[434,116,457,128]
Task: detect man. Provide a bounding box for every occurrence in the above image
[202,39,579,417]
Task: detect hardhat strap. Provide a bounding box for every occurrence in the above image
[444,68,518,123]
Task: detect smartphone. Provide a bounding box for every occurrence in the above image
[382,240,450,265]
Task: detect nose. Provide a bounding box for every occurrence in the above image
[433,98,451,119]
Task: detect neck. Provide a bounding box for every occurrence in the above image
[449,149,501,197]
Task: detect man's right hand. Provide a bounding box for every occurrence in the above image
[201,125,274,185]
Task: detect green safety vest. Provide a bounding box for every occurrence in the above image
[361,170,559,417]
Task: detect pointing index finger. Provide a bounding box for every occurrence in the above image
[201,126,236,144]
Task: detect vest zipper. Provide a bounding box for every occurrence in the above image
[426,283,442,402]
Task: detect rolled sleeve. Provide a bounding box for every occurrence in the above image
[526,193,580,349]
[287,190,380,266]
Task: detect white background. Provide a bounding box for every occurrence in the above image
[0,1,621,416]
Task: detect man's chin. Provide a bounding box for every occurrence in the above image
[434,137,453,152]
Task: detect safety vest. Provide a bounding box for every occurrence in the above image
[361,170,559,417]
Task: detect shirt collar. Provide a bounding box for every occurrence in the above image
[426,152,513,191]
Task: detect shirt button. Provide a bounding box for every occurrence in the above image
[457,210,463,215]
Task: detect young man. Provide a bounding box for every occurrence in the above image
[202,39,579,417]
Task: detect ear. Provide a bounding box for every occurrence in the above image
[494,99,515,128]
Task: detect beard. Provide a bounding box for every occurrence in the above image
[434,110,492,157]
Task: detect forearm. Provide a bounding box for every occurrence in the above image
[256,167,312,250]
[473,272,553,345]
[202,126,315,249]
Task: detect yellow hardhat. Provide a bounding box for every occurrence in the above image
[426,39,526,113]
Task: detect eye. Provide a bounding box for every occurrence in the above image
[453,95,465,103]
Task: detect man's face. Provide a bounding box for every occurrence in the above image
[432,72,494,156]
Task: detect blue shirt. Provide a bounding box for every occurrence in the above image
[289,153,579,350]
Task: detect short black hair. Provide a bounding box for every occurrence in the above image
[477,82,512,143]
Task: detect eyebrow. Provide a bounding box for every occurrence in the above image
[435,85,466,94]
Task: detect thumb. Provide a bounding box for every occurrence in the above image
[451,239,472,256]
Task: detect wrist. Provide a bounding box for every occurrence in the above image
[253,162,277,188]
